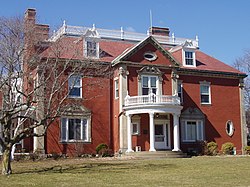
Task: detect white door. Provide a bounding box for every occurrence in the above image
[154,123,170,149]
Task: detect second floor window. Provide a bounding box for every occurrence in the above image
[177,81,183,103]
[68,75,82,98]
[142,76,157,95]
[114,79,119,99]
[200,84,211,104]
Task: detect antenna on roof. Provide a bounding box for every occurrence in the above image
[149,10,153,35]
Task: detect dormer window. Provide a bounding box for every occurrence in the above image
[83,28,100,59]
[183,50,196,67]
[85,40,99,58]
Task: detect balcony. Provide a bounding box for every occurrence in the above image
[125,93,181,106]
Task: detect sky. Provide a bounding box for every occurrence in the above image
[1,0,250,66]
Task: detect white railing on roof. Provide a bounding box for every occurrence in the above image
[49,24,199,47]
[124,93,181,107]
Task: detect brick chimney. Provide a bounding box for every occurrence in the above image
[25,8,36,25]
[150,27,170,37]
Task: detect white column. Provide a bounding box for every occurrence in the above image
[172,113,181,151]
[149,112,156,152]
[126,114,134,152]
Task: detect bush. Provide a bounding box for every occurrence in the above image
[96,143,109,157]
[221,142,234,155]
[244,146,250,155]
[207,141,218,156]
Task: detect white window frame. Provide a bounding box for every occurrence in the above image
[183,120,204,142]
[183,49,196,67]
[177,80,183,103]
[132,122,140,135]
[200,82,211,104]
[61,117,91,143]
[141,75,159,95]
[84,39,99,59]
[114,78,119,99]
[68,75,82,98]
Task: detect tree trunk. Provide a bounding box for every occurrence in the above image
[2,146,12,175]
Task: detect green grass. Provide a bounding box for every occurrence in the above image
[1,156,250,187]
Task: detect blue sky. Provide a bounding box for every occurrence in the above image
[1,0,250,66]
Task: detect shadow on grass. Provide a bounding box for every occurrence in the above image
[13,162,177,175]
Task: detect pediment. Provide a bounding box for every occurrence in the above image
[83,28,100,39]
[181,107,205,120]
[183,40,196,49]
[112,36,180,67]
[61,104,91,117]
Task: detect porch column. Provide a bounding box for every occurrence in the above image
[149,112,156,152]
[126,114,134,152]
[172,113,181,152]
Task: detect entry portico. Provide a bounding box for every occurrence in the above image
[124,93,183,152]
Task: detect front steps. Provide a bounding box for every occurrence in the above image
[125,150,187,159]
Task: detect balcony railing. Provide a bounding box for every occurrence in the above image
[49,24,199,48]
[124,93,181,107]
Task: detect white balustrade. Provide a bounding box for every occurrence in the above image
[124,93,180,106]
[48,25,198,48]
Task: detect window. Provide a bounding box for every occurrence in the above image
[132,123,140,135]
[86,41,98,58]
[142,76,157,95]
[0,124,2,153]
[68,75,82,98]
[200,83,211,104]
[226,120,234,136]
[61,118,90,142]
[183,50,196,67]
[114,79,119,99]
[182,120,203,142]
[177,81,183,103]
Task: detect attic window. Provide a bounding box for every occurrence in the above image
[183,50,196,67]
[144,52,157,61]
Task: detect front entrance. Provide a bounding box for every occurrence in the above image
[154,123,170,149]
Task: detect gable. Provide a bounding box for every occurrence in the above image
[112,36,179,67]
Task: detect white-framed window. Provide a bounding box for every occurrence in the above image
[61,118,90,142]
[200,82,211,104]
[182,120,204,142]
[183,50,196,67]
[132,122,140,135]
[84,39,99,58]
[68,75,82,98]
[142,75,158,95]
[226,120,234,137]
[114,79,119,99]
[177,80,183,103]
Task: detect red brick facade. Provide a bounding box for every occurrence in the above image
[19,9,247,156]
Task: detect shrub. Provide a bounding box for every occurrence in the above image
[244,146,250,155]
[207,141,218,156]
[96,143,109,157]
[221,142,234,155]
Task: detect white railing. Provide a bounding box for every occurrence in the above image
[49,25,199,48]
[124,93,180,106]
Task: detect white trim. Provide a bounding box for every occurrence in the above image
[68,75,82,98]
[182,49,196,67]
[114,79,119,99]
[61,117,91,143]
[200,82,211,104]
[226,120,234,137]
[182,120,204,142]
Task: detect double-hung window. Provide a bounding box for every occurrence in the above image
[132,123,140,135]
[200,83,211,104]
[177,81,183,103]
[86,41,97,58]
[183,50,196,67]
[68,75,82,98]
[114,79,119,99]
[61,118,90,142]
[142,76,157,95]
[182,120,204,142]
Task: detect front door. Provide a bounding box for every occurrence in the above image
[154,123,170,149]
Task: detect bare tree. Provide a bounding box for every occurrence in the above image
[233,50,250,136]
[0,15,110,175]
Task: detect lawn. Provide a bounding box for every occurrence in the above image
[1,156,250,187]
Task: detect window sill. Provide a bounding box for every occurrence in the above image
[68,96,82,99]
[60,141,91,144]
[132,133,140,136]
[200,103,211,106]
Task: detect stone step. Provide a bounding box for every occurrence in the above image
[125,151,187,159]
